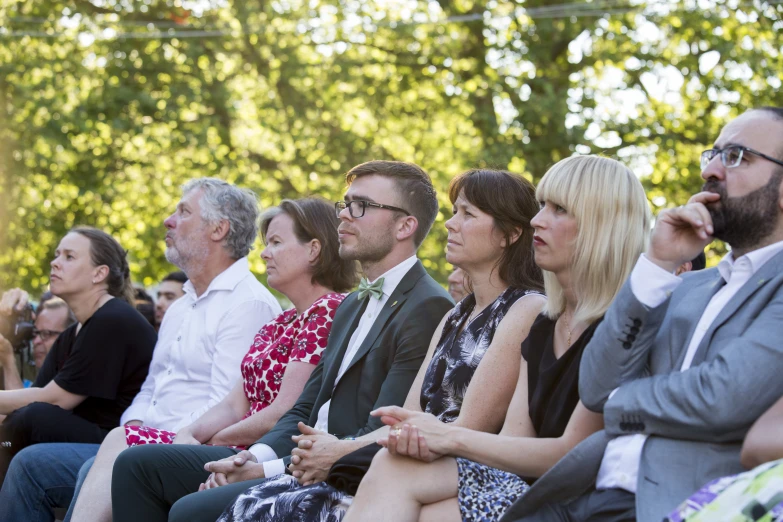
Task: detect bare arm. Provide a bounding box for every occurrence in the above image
[0,380,85,414]
[355,313,450,443]
[446,402,603,478]
[177,380,250,443]
[0,335,23,391]
[451,295,546,434]
[741,395,783,469]
[207,361,317,447]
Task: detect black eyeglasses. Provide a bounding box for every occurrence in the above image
[335,200,411,219]
[701,146,783,170]
[32,328,62,341]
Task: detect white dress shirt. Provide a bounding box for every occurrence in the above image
[120,257,281,432]
[597,242,783,494]
[250,256,419,478]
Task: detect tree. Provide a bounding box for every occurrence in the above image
[1,0,781,293]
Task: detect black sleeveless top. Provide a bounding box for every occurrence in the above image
[522,313,602,438]
[420,287,542,423]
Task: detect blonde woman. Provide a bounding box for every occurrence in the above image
[343,155,651,522]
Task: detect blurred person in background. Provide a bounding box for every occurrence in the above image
[155,271,187,328]
[0,291,76,390]
[133,288,156,328]
[447,267,469,302]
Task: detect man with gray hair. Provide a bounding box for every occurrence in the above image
[0,178,281,522]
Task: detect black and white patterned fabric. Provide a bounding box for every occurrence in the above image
[217,474,351,522]
[456,458,530,522]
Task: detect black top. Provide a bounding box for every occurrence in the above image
[420,287,541,423]
[523,313,602,439]
[34,298,156,431]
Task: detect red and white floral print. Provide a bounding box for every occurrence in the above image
[125,293,345,448]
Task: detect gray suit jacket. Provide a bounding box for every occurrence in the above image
[502,250,783,522]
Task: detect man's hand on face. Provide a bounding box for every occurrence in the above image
[200,450,262,490]
[288,422,343,486]
[647,191,721,273]
[0,289,30,317]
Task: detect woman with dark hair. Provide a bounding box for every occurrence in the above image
[344,155,652,522]
[212,170,546,522]
[0,227,157,473]
[67,197,359,522]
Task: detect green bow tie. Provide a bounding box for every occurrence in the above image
[357,277,385,301]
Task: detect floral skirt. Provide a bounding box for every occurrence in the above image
[123,425,245,450]
[666,459,783,522]
[124,425,175,446]
[217,474,352,522]
[456,458,530,522]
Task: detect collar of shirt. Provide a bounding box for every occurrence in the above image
[182,257,252,302]
[717,239,783,284]
[366,255,418,300]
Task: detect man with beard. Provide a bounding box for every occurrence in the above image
[499,107,783,522]
[0,178,281,522]
[109,161,454,522]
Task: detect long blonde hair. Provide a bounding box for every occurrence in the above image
[537,155,651,324]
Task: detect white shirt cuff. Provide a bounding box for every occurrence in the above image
[247,443,278,463]
[262,458,287,478]
[630,254,682,308]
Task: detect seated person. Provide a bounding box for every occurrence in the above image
[154,270,186,328]
[110,160,454,522]
[0,178,281,522]
[215,169,548,521]
[133,287,156,327]
[665,395,783,521]
[496,107,783,522]
[343,155,651,522]
[447,267,469,302]
[0,294,75,390]
[0,227,157,481]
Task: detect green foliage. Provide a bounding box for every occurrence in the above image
[1,0,781,292]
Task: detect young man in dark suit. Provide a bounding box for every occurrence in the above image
[111,161,454,522]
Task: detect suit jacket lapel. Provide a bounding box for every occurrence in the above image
[690,251,783,366]
[321,296,368,391]
[673,272,725,369]
[341,261,425,376]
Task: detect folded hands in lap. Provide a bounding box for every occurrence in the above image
[200,450,262,490]
[289,422,339,486]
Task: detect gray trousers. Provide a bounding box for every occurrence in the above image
[513,489,636,522]
[111,443,269,522]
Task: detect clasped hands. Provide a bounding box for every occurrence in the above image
[199,422,342,490]
[373,405,450,463]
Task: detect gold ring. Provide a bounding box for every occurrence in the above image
[390,426,402,437]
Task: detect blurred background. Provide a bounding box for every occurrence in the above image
[0,0,781,294]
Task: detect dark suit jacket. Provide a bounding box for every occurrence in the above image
[257,261,454,462]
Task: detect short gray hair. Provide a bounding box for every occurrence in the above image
[182,178,259,259]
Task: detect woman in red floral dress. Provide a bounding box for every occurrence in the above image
[69,198,359,522]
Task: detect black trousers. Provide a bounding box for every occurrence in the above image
[0,402,107,486]
[111,443,272,522]
[513,488,636,522]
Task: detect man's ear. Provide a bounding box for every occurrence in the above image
[210,219,231,243]
[308,239,322,265]
[395,216,419,243]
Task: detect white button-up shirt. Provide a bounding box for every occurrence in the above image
[120,257,281,432]
[251,256,419,477]
[596,241,783,494]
